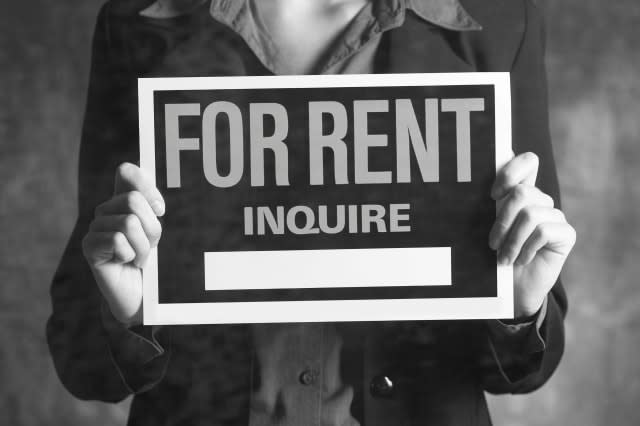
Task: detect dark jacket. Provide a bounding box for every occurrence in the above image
[47,0,567,425]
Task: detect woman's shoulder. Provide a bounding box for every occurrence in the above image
[103,0,206,19]
[96,0,217,74]
[456,0,546,71]
[459,0,545,40]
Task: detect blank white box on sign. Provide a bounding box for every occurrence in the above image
[204,247,452,290]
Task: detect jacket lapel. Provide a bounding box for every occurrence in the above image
[382,10,478,74]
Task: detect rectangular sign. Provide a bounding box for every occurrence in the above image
[139,73,513,325]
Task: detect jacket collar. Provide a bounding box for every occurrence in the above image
[140,0,482,31]
[406,0,481,31]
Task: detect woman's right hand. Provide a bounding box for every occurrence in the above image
[82,162,165,327]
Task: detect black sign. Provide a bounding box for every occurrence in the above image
[138,73,513,324]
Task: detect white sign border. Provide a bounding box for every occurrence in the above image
[138,72,513,325]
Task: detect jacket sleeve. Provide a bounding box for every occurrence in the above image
[479,0,568,394]
[46,3,171,401]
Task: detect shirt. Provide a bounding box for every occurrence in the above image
[110,1,548,425]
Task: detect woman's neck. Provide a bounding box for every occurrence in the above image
[251,0,369,74]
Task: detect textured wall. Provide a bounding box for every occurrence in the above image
[1,1,129,424]
[1,1,638,425]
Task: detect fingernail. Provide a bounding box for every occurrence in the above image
[488,231,498,250]
[498,253,510,265]
[151,200,165,216]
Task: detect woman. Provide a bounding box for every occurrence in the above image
[47,0,576,424]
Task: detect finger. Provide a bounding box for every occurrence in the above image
[488,184,554,250]
[82,231,136,266]
[498,206,566,265]
[491,152,539,200]
[94,191,162,247]
[114,162,165,216]
[516,221,577,266]
[89,214,151,268]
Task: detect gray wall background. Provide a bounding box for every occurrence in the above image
[1,1,638,425]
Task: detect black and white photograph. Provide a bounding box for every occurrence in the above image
[1,0,638,425]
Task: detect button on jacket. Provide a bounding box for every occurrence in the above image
[46,1,567,425]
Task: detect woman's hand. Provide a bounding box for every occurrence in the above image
[82,163,165,327]
[489,152,576,319]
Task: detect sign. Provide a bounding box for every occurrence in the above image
[138,73,513,325]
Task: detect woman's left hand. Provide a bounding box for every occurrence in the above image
[489,152,576,319]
